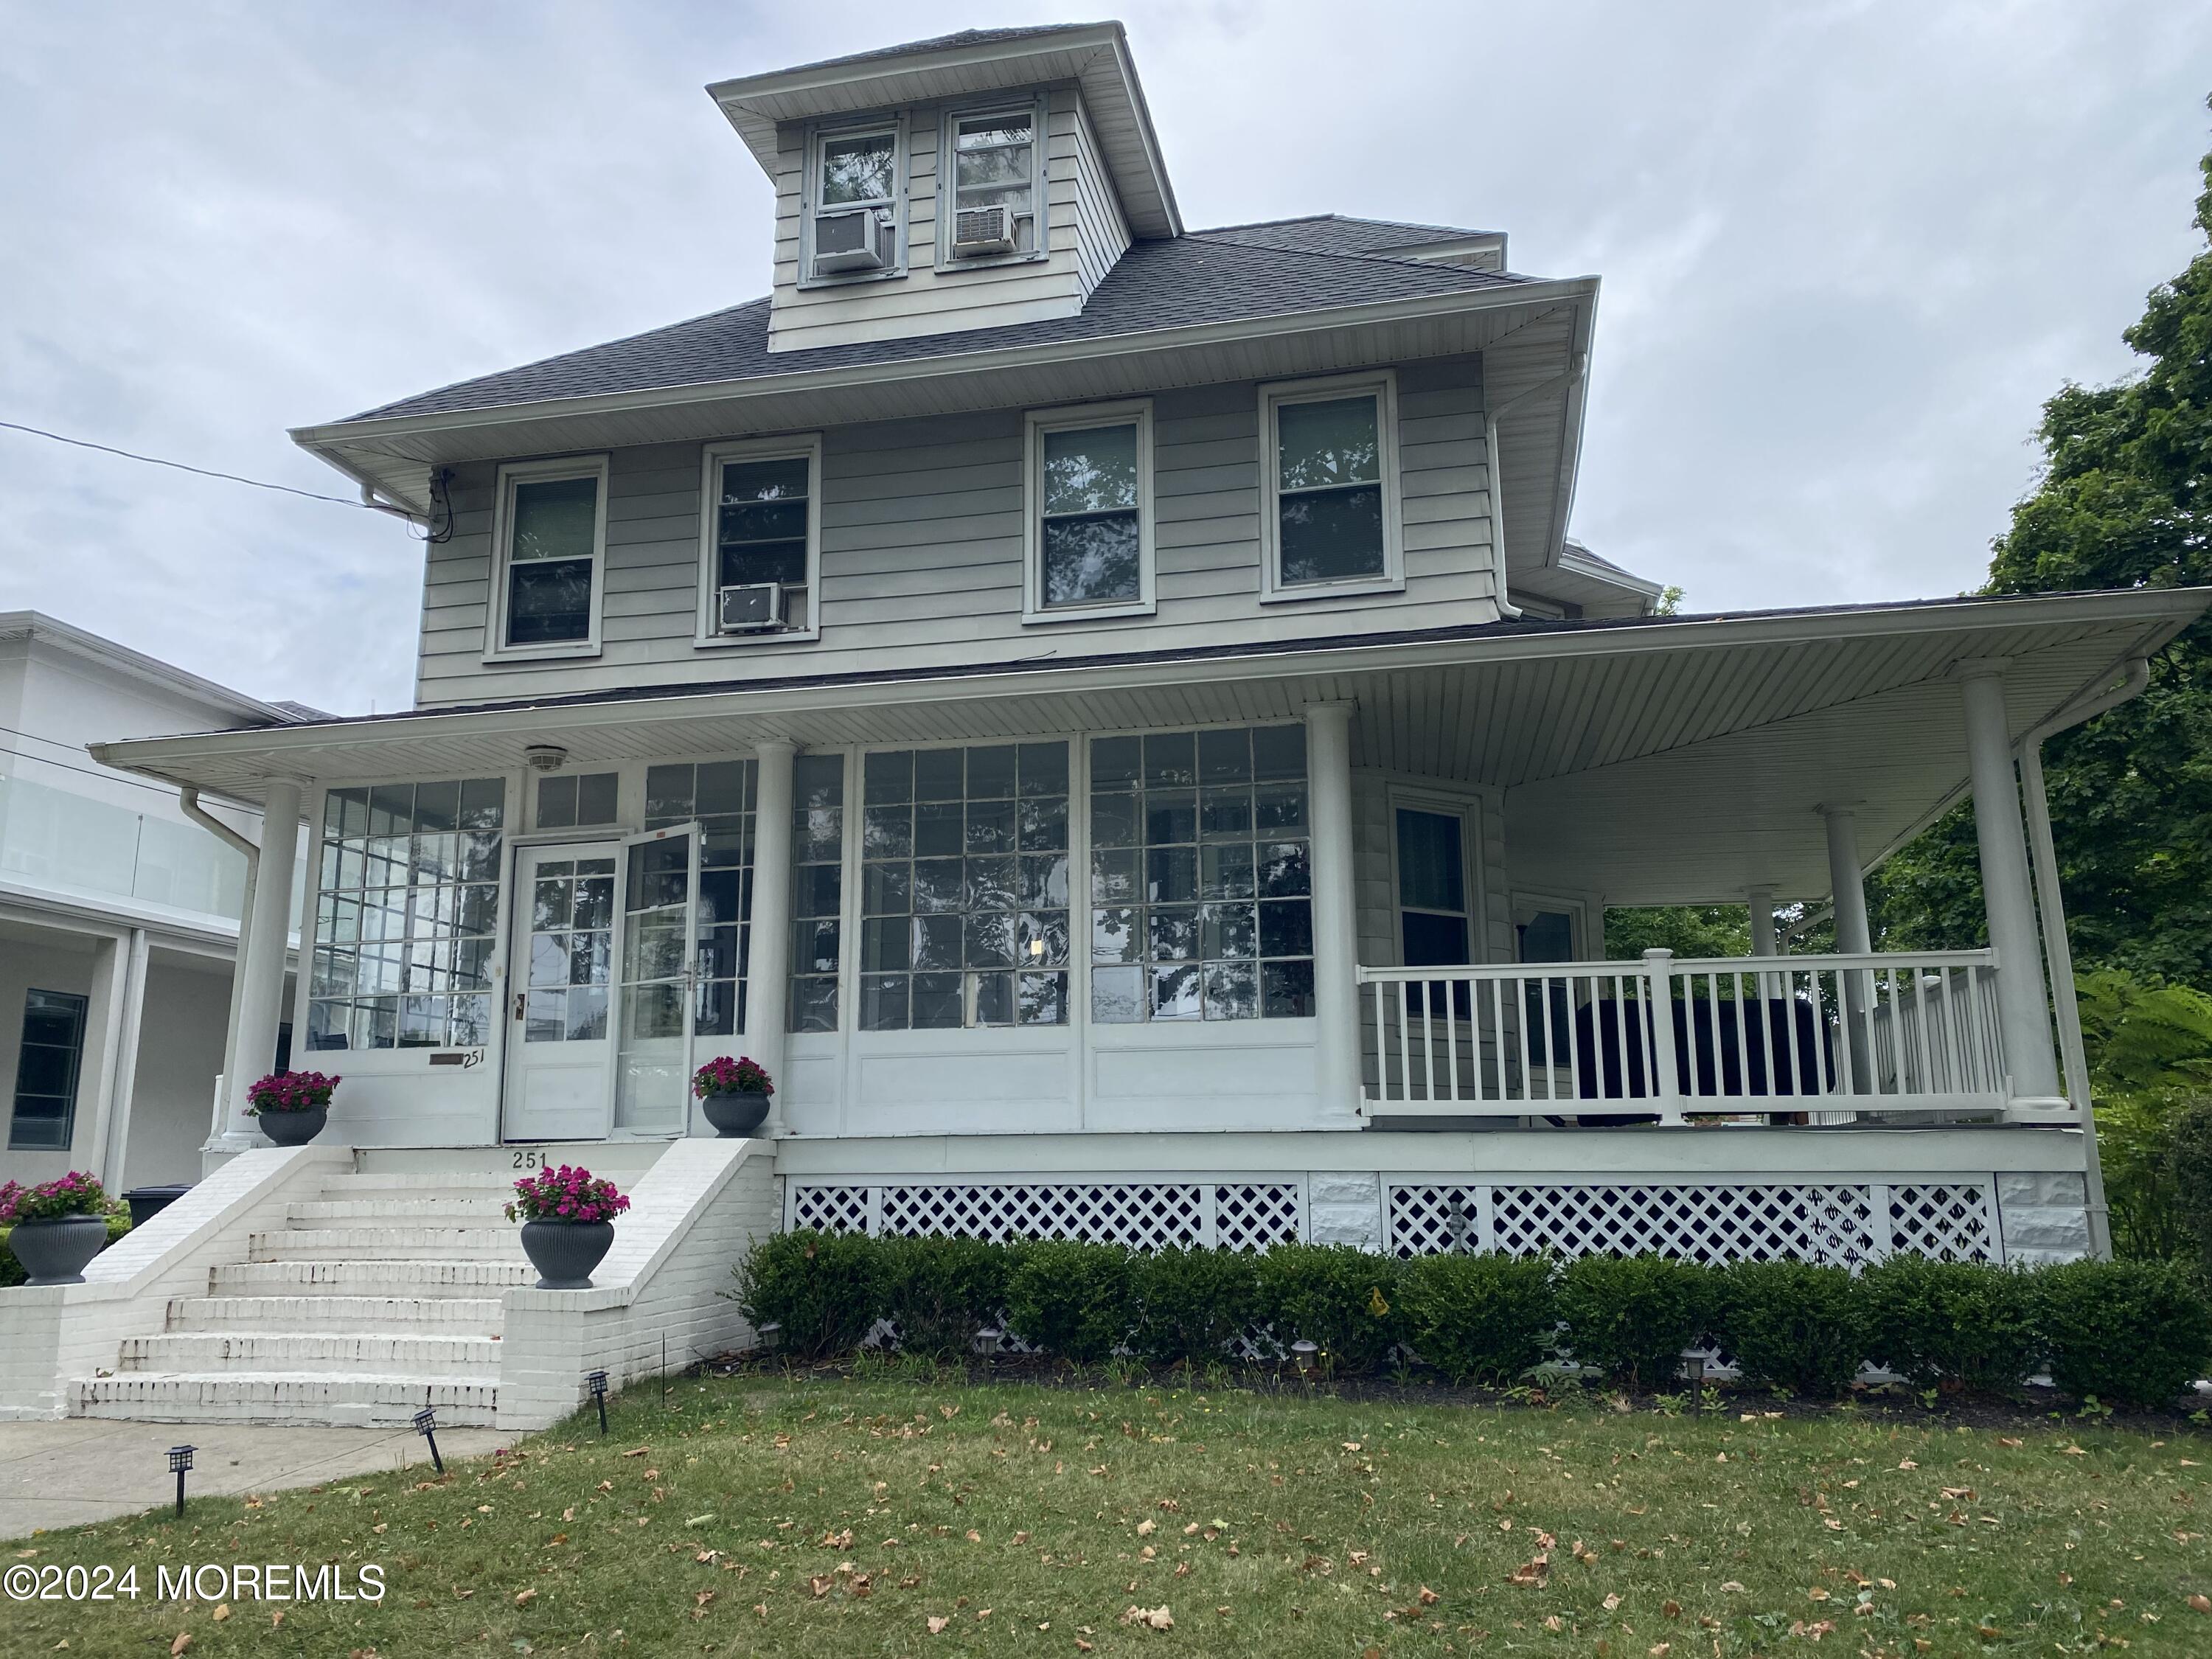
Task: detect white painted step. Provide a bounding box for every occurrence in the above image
[76,1373,500,1428]
[319,1172,524,1200]
[168,1294,506,1334]
[289,1197,512,1222]
[211,1259,534,1298]
[121,1331,500,1376]
[248,1225,524,1262]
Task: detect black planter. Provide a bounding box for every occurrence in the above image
[255,1105,327,1147]
[699,1090,771,1137]
[123,1185,193,1229]
[9,1215,110,1285]
[520,1219,616,1290]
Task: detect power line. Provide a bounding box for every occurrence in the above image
[0,419,368,508]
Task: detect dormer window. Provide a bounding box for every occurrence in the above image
[944,107,1042,262]
[807,121,902,281]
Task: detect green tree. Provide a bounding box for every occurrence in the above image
[1869,108,2212,983]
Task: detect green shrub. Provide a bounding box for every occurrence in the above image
[1717,1260,1865,1396]
[733,1228,882,1358]
[1004,1239,1133,1363]
[1253,1244,1405,1374]
[1397,1252,1557,1384]
[2172,1098,2212,1278]
[877,1234,1009,1360]
[1128,1245,1258,1368]
[1557,1253,1716,1390]
[1860,1253,2037,1394]
[2030,1256,2212,1408]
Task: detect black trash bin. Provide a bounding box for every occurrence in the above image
[123,1185,193,1230]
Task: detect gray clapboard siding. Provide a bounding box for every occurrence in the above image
[766,86,1112,354]
[414,358,1498,707]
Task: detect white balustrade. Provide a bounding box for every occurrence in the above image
[1357,949,2007,1121]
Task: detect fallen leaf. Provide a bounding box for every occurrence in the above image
[1419,1586,1439,1605]
[1720,1581,1747,1593]
[1604,1592,1623,1612]
[1649,1646,1672,1657]
[2189,1595,2211,1615]
[1119,1604,1174,1630]
[1662,1599,1681,1618]
[1075,1643,1094,1654]
[809,1576,833,1599]
[927,1614,951,1634]
[514,1588,537,1607]
[210,1607,230,1624]
[170,1638,191,1658]
[622,1446,649,1457]
[1998,1436,2023,1447]
[1136,1519,1157,1537]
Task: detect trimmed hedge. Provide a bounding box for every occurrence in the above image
[731,1234,2212,1407]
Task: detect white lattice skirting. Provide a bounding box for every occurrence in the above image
[784,1176,2001,1264]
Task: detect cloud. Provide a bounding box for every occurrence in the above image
[1,0,2207,713]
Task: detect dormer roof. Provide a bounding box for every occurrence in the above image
[706,22,1181,238]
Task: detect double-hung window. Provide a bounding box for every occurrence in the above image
[807,122,901,282]
[1259,372,1402,599]
[698,437,821,641]
[944,107,1042,261]
[1023,401,1153,622]
[490,457,608,656]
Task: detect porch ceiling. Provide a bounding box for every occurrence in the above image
[91,591,2205,909]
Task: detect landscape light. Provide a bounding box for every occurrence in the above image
[588,1368,610,1436]
[1291,1340,1318,1377]
[414,1406,445,1475]
[167,1444,195,1517]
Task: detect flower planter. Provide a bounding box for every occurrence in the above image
[700,1090,771,1137]
[520,1219,616,1290]
[256,1105,327,1147]
[9,1214,110,1285]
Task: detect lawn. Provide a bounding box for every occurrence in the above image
[7,1370,2209,1658]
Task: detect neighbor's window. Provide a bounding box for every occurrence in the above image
[495,460,606,650]
[1029,403,1151,617]
[8,990,88,1152]
[535,771,619,830]
[858,742,1069,1030]
[644,760,759,1043]
[949,110,1038,255]
[1263,378,1397,594]
[308,779,504,1051]
[1090,725,1313,1023]
[702,442,818,636]
[790,754,846,1032]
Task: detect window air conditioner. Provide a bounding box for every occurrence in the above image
[717,582,785,633]
[951,205,1015,257]
[812,208,895,275]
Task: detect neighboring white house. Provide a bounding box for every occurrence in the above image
[0,613,310,1194]
[14,22,2207,1430]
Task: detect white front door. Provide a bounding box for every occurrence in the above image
[501,842,619,1141]
[612,822,700,1137]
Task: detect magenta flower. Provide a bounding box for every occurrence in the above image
[504,1165,630,1225]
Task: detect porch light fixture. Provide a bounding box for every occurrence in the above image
[414,1405,445,1475]
[524,742,569,772]
[587,1368,610,1435]
[167,1444,195,1517]
[1291,1339,1318,1377]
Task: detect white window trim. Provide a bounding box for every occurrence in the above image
[935,94,1051,274]
[798,114,908,289]
[694,433,825,647]
[1512,891,1590,963]
[484,455,610,664]
[1257,369,1404,604]
[1022,398,1155,625]
[1385,785,1488,970]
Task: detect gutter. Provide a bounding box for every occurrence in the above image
[181,787,260,1141]
[1484,349,1588,619]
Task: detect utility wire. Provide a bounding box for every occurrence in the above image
[0,419,369,508]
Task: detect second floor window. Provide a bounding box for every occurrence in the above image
[1025,402,1154,622]
[948,110,1038,257]
[703,441,818,638]
[1260,374,1402,599]
[493,459,607,655]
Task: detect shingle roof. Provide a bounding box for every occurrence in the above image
[1191,214,1500,256]
[340,229,1534,425]
[767,24,1107,78]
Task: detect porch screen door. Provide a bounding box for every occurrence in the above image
[501,842,618,1142]
[613,823,700,1135]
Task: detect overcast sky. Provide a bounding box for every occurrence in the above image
[2,1,2208,716]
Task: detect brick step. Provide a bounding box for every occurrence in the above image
[168,1294,506,1334]
[248,1226,525,1262]
[211,1259,535,1298]
[120,1331,501,1376]
[318,1172,525,1201]
[74,1373,500,1428]
[288,1197,513,1222]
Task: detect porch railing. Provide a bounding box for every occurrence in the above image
[1358,947,2008,1122]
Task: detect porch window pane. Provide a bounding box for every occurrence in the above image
[790,754,846,1032]
[1274,394,1385,586]
[1090,725,1312,1023]
[307,779,505,1051]
[857,742,1068,1029]
[646,759,760,1040]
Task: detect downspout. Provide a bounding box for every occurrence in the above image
[1483,350,1587,620]
[181,787,259,1141]
[2015,653,2149,1259]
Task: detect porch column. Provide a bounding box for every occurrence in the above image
[90,928,150,1186]
[1748,885,1781,1001]
[1957,664,2065,1106]
[1307,702,1361,1124]
[742,740,796,1135]
[228,777,302,1132]
[1819,805,1875,1091]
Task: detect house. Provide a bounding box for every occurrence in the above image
[7,22,2205,1429]
[0,613,309,1195]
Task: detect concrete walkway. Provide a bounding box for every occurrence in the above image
[0,1419,509,1537]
